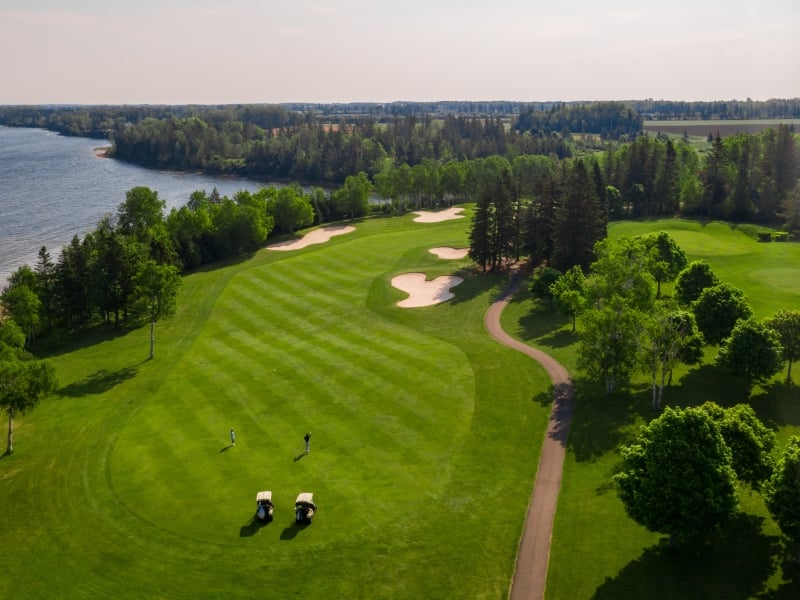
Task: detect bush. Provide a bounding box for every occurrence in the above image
[758,232,773,242]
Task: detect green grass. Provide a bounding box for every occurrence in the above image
[501,218,800,599]
[6,215,800,598]
[1,210,552,599]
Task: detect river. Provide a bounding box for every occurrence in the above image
[0,126,267,286]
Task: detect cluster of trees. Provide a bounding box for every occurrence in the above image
[110,112,571,184]
[467,156,607,273]
[534,233,799,404]
[514,101,643,140]
[0,175,386,344]
[599,126,799,223]
[614,402,800,554]
[632,98,800,120]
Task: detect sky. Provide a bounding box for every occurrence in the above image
[0,0,798,105]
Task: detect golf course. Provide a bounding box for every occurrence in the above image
[2,210,800,598]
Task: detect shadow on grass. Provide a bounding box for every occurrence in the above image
[516,305,569,342]
[751,382,800,428]
[57,364,140,397]
[280,520,310,540]
[239,517,265,537]
[675,364,753,407]
[592,514,782,600]
[567,379,653,462]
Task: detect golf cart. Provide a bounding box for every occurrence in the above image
[256,491,274,522]
[294,492,316,524]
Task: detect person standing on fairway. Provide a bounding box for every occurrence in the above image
[230,428,236,447]
[304,432,311,454]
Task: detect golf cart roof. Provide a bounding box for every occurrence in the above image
[295,492,315,506]
[256,491,272,502]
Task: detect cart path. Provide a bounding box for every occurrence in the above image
[484,275,575,600]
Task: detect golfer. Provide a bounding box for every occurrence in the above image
[304,432,311,454]
[230,428,236,446]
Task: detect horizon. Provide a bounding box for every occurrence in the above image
[1,1,797,105]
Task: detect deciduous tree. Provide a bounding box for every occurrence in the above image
[691,283,753,345]
[615,406,739,546]
[764,437,800,559]
[763,309,800,384]
[0,320,58,454]
[715,317,783,391]
[132,260,181,360]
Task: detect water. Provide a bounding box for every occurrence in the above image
[0,126,267,286]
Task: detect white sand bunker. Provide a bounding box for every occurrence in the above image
[391,273,464,308]
[429,247,468,260]
[267,225,355,251]
[412,207,465,223]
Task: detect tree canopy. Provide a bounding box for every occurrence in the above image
[615,406,739,545]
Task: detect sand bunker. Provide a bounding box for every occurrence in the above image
[267,225,355,251]
[391,273,464,308]
[429,247,468,260]
[412,207,465,223]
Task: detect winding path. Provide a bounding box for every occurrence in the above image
[484,276,575,600]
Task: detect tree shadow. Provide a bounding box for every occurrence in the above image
[750,381,800,428]
[449,268,507,306]
[592,514,781,599]
[35,323,135,357]
[567,379,653,462]
[516,306,570,342]
[57,365,140,397]
[672,363,752,407]
[536,328,579,348]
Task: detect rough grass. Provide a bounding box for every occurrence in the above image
[502,218,800,599]
[1,210,552,599]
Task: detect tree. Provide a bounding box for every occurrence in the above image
[691,283,753,345]
[333,171,371,219]
[0,320,58,454]
[643,231,687,297]
[764,437,800,558]
[715,317,783,392]
[550,159,605,270]
[588,236,656,311]
[641,309,704,410]
[763,309,800,384]
[1,276,42,345]
[549,265,586,331]
[614,406,739,546]
[700,402,776,490]
[675,260,720,306]
[578,296,643,394]
[266,185,314,234]
[132,260,181,359]
[530,266,561,309]
[116,186,166,241]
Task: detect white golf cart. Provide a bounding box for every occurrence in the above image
[294,492,317,524]
[256,490,274,522]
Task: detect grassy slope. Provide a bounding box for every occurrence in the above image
[502,219,800,599]
[1,211,552,599]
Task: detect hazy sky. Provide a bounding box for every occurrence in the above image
[1,0,798,104]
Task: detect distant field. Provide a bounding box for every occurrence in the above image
[643,119,800,137]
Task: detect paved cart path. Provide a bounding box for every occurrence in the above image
[484,277,575,600]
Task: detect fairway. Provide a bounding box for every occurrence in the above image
[1,210,552,599]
